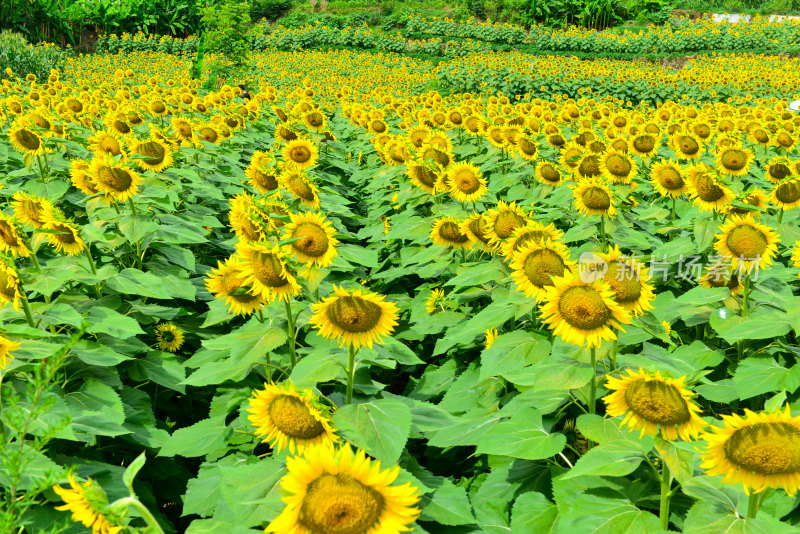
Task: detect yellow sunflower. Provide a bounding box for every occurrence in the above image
[765,156,794,183]
[283,138,318,170]
[131,138,173,172]
[770,179,800,211]
[52,472,123,534]
[485,200,528,248]
[510,239,575,298]
[700,406,800,496]
[0,263,22,312]
[699,262,744,295]
[155,322,184,353]
[714,214,780,271]
[447,162,487,203]
[650,160,687,198]
[204,259,266,316]
[538,270,631,348]
[573,178,617,217]
[246,161,279,195]
[309,285,399,349]
[0,336,21,369]
[247,381,338,455]
[281,170,320,210]
[430,216,472,251]
[87,130,126,159]
[0,214,31,257]
[426,288,446,315]
[281,211,339,268]
[728,189,769,216]
[8,122,44,156]
[88,155,142,202]
[501,221,564,260]
[715,144,753,177]
[516,135,538,161]
[558,142,584,172]
[407,161,439,195]
[70,159,102,197]
[595,246,655,316]
[41,211,85,256]
[670,132,704,160]
[599,149,637,184]
[630,133,660,157]
[266,443,420,534]
[460,212,492,251]
[484,328,499,349]
[535,161,563,186]
[197,124,221,144]
[604,368,705,441]
[10,192,51,229]
[235,242,301,303]
[686,164,735,213]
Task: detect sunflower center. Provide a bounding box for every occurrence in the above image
[581,187,611,210]
[371,121,386,133]
[114,120,131,134]
[151,102,166,114]
[604,261,641,303]
[523,249,565,287]
[268,394,325,439]
[252,169,278,191]
[633,135,655,152]
[694,175,724,201]
[200,127,218,143]
[494,211,525,240]
[439,221,469,244]
[726,225,768,259]
[678,136,699,155]
[724,422,800,475]
[307,112,324,127]
[288,176,315,201]
[454,170,480,194]
[299,473,384,534]
[769,163,791,181]
[50,223,76,245]
[721,150,747,171]
[775,181,800,204]
[754,129,769,143]
[658,167,684,189]
[519,138,537,156]
[579,155,601,177]
[0,270,16,300]
[251,252,289,287]
[15,128,40,150]
[326,296,382,333]
[558,286,611,330]
[289,145,312,164]
[0,221,19,247]
[541,164,560,182]
[97,165,134,192]
[293,223,329,257]
[606,155,631,177]
[777,133,793,147]
[138,141,166,165]
[624,379,691,425]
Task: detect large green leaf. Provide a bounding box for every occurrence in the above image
[476,407,565,460]
[333,399,412,464]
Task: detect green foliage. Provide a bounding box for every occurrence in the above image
[202,0,253,84]
[0,31,66,82]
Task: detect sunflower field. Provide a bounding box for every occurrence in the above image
[3,40,800,534]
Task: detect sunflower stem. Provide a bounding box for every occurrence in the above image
[346,345,357,405]
[20,294,36,328]
[284,299,297,368]
[741,274,751,318]
[659,463,672,530]
[19,234,40,272]
[670,197,676,222]
[778,209,784,224]
[589,347,597,415]
[747,492,760,520]
[110,496,165,534]
[609,336,618,371]
[600,215,607,252]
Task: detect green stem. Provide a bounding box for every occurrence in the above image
[741,274,751,318]
[84,245,102,298]
[778,209,784,224]
[600,215,607,252]
[110,496,165,534]
[346,345,357,405]
[660,463,672,530]
[670,197,676,222]
[609,336,618,371]
[284,299,296,368]
[20,294,36,328]
[589,347,597,415]
[20,234,40,272]
[747,492,760,519]
[128,196,138,218]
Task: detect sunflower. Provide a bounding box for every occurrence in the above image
[770,179,800,211]
[650,160,687,198]
[604,368,705,441]
[700,405,800,496]
[283,138,318,170]
[532,161,562,187]
[484,328,499,349]
[714,214,780,271]
[485,200,528,248]
[516,135,538,161]
[266,443,420,534]
[70,159,101,197]
[407,125,430,148]
[131,138,173,172]
[715,144,753,177]
[747,125,771,146]
[599,149,637,184]
[510,239,575,298]
[447,162,487,203]
[87,130,126,158]
[595,245,655,316]
[419,143,451,169]
[52,472,123,534]
[558,143,584,172]
[460,212,492,251]
[0,214,31,258]
[11,191,51,229]
[670,132,703,160]
[699,262,744,295]
[0,336,20,369]
[775,130,795,150]
[426,288,445,315]
[686,164,735,213]
[430,216,472,250]
[729,189,769,216]
[197,124,221,144]
[573,178,617,217]
[204,259,266,315]
[248,381,338,455]
[765,156,794,183]
[281,171,320,210]
[501,221,564,260]
[41,211,85,256]
[576,153,603,179]
[485,125,508,149]
[171,116,195,142]
[235,242,301,303]
[282,211,339,268]
[88,155,142,202]
[303,110,327,132]
[630,133,659,157]
[539,270,630,348]
[407,162,438,194]
[155,322,184,353]
[245,161,279,194]
[310,285,399,349]
[8,121,44,156]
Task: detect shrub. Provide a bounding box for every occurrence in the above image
[0,31,66,81]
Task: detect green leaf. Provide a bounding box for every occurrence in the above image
[560,440,645,479]
[87,307,144,339]
[203,320,287,365]
[65,379,129,439]
[72,340,132,366]
[445,261,505,288]
[123,452,147,493]
[732,356,800,400]
[479,331,550,381]
[557,494,661,534]
[710,308,790,343]
[158,417,228,458]
[511,492,558,534]
[333,399,412,465]
[420,481,475,526]
[476,407,565,460]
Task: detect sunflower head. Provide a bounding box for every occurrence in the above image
[771,179,800,211]
[573,178,617,217]
[596,246,655,316]
[510,239,575,298]
[430,216,472,250]
[155,322,184,353]
[485,200,528,247]
[310,286,399,349]
[41,210,85,256]
[283,137,318,170]
[447,162,487,203]
[205,259,265,316]
[282,211,339,268]
[88,155,142,202]
[600,150,636,184]
[714,214,780,271]
[651,160,686,198]
[235,242,301,303]
[715,144,753,177]
[0,263,22,312]
[132,138,173,172]
[687,164,735,213]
